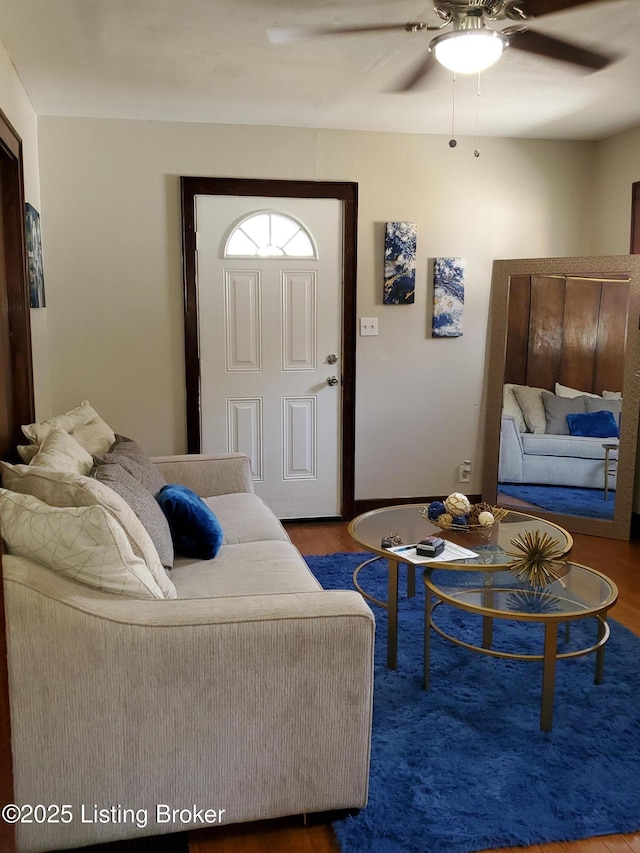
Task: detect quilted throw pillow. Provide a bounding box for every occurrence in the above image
[0,489,164,599]
[29,425,94,475]
[157,484,224,560]
[21,400,116,457]
[0,463,177,599]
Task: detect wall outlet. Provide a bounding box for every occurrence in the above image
[360,317,379,336]
[458,460,472,483]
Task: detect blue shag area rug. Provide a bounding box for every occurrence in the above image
[499,483,614,520]
[305,552,640,853]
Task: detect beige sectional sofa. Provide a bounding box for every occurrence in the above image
[0,415,374,853]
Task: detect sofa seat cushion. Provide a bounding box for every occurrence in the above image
[522,433,618,460]
[204,493,290,545]
[170,540,321,598]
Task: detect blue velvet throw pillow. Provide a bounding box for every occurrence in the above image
[156,484,223,559]
[566,410,619,439]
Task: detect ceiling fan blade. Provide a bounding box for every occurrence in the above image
[267,23,422,45]
[506,27,613,69]
[392,51,438,92]
[509,0,616,18]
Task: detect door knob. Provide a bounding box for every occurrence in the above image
[327,353,338,364]
[327,375,339,387]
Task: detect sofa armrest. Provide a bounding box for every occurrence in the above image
[498,415,524,483]
[4,557,374,849]
[151,452,254,496]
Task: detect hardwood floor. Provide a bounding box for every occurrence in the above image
[188,521,640,853]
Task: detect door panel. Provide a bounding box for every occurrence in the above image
[195,195,342,519]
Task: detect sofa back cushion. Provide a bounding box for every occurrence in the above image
[0,489,164,599]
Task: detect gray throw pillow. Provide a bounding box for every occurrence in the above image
[585,396,622,426]
[93,459,174,569]
[98,434,166,497]
[541,392,587,435]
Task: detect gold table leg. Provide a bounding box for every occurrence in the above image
[595,613,608,684]
[541,622,558,731]
[481,587,495,649]
[387,559,399,670]
[423,584,432,690]
[407,562,416,598]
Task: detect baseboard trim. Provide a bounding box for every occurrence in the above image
[352,494,482,519]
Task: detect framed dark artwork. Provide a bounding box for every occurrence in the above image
[432,256,465,337]
[384,222,417,304]
[25,203,45,308]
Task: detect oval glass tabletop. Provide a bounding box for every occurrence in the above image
[348,505,573,568]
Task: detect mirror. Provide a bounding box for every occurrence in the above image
[482,256,640,540]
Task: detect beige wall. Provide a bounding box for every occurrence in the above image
[37,117,598,501]
[0,39,51,420]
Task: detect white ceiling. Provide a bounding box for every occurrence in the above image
[0,0,639,140]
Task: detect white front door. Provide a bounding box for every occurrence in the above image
[195,195,343,519]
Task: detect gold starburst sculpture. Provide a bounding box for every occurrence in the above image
[506,530,566,589]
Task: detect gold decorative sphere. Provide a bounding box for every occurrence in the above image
[437,513,453,528]
[444,492,471,517]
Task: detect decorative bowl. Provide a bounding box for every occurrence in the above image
[418,501,508,532]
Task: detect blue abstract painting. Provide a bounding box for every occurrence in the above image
[384,222,417,304]
[432,257,464,337]
[25,203,45,308]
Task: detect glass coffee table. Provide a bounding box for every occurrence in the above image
[347,504,574,670]
[423,561,618,730]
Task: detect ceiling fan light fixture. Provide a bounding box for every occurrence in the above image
[431,30,508,74]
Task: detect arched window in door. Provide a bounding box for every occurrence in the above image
[224,211,317,259]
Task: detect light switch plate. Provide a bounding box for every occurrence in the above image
[360,317,378,336]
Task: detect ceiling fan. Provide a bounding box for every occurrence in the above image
[268,0,617,91]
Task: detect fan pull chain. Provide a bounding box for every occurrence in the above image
[448,73,457,148]
[474,73,481,158]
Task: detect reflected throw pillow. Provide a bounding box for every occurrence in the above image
[566,411,619,439]
[584,396,622,426]
[512,386,547,434]
[541,391,587,435]
[156,484,224,560]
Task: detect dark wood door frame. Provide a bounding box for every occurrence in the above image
[631,181,640,254]
[0,106,34,853]
[180,177,358,520]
